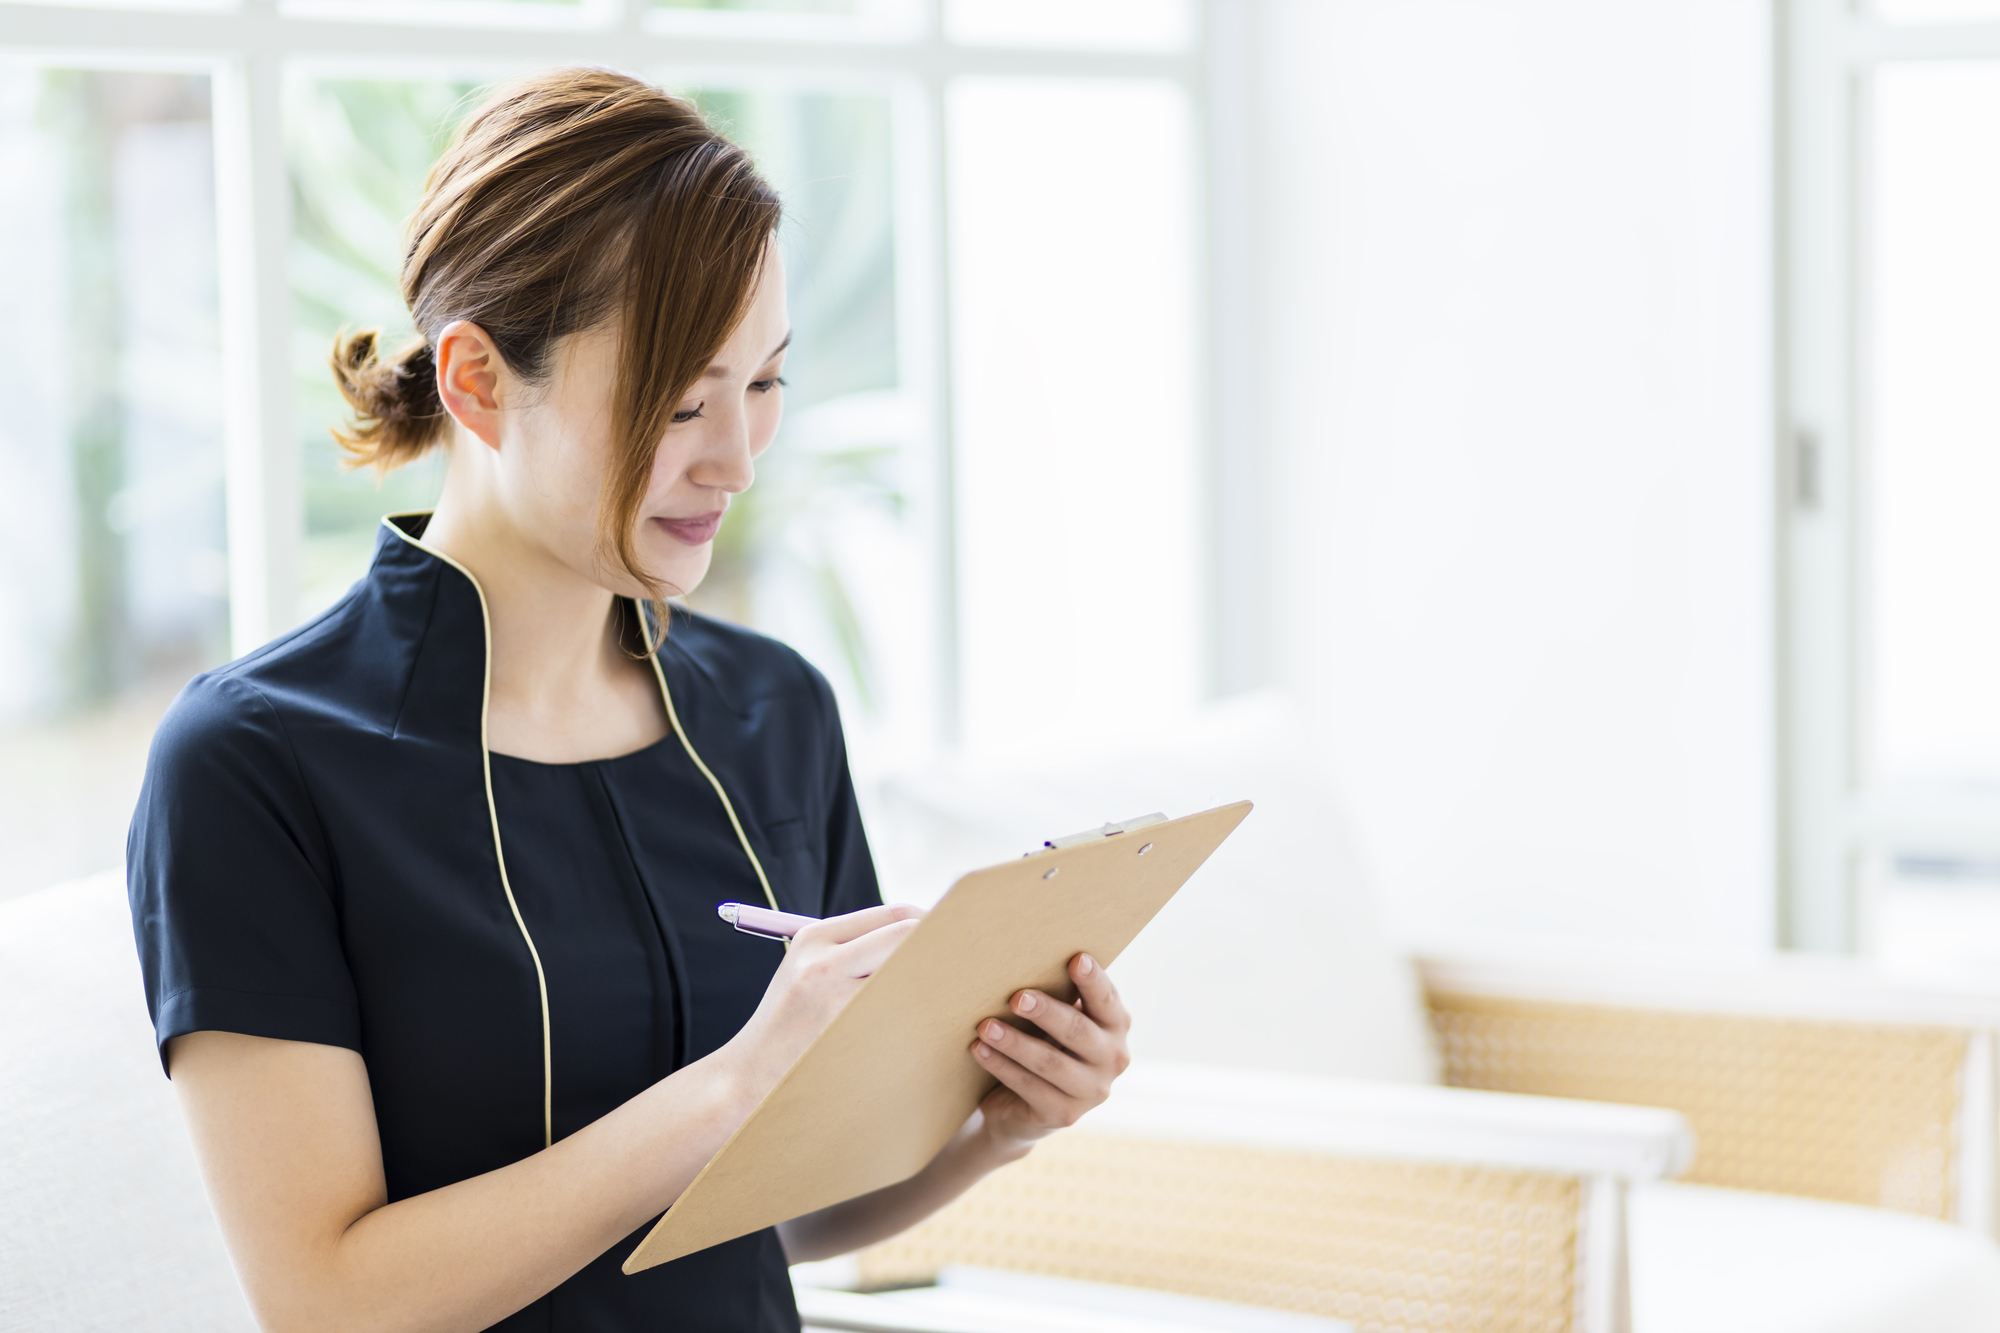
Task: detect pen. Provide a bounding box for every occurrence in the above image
[717,901,818,941]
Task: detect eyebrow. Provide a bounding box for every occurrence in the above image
[703,331,793,380]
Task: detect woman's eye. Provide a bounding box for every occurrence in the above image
[673,403,705,424]
[750,376,788,394]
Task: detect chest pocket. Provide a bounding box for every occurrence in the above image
[755,816,820,914]
[759,816,808,856]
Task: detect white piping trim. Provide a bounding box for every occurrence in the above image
[382,516,555,1149]
[641,600,783,922]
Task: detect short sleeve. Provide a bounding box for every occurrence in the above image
[805,667,883,918]
[126,673,359,1073]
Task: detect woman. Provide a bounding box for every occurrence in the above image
[127,67,1131,1333]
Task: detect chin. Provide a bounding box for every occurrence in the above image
[643,544,715,601]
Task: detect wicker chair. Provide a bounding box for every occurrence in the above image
[840,961,2000,1333]
[1415,949,2000,1233]
[848,1066,1691,1333]
[851,698,2000,1333]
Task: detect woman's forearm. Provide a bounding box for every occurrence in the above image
[776,1111,1031,1264]
[335,1061,757,1331]
[173,1032,761,1333]
[176,908,924,1333]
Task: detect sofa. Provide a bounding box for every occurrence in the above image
[6,692,2000,1332]
[846,693,2000,1333]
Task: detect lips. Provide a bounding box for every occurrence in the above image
[655,511,724,546]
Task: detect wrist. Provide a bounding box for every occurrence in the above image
[966,1110,1039,1168]
[705,1038,779,1125]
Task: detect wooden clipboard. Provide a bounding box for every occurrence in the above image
[623,800,1253,1273]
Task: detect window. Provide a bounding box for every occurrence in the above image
[0,68,225,897]
[0,0,1214,897]
[1784,0,2000,963]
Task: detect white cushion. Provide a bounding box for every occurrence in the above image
[13,872,1997,1332]
[1632,1181,2000,1333]
[799,1265,1355,1333]
[867,693,1438,1084]
[0,873,254,1331]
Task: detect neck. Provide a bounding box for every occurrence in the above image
[418,439,664,761]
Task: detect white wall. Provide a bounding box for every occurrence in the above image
[950,77,1203,756]
[1254,0,1776,951]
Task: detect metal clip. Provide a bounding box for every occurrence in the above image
[1039,812,1168,853]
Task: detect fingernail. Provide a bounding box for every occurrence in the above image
[984,1021,1006,1042]
[1015,992,1036,1014]
[1078,955,1095,976]
[973,1043,991,1059]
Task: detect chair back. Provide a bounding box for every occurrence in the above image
[859,1065,1623,1333]
[1420,953,1995,1226]
[869,693,1438,1084]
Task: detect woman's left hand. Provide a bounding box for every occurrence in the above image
[777,952,1129,1262]
[969,952,1131,1152]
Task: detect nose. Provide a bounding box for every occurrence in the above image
[691,403,757,495]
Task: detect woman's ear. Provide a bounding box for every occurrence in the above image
[434,320,506,450]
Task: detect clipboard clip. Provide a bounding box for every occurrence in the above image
[1034,812,1168,854]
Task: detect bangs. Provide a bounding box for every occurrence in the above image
[600,141,781,637]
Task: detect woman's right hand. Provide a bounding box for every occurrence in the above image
[721,904,925,1102]
[164,905,924,1333]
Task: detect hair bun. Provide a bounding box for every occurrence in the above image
[330,330,445,471]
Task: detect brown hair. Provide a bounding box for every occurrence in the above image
[330,66,780,605]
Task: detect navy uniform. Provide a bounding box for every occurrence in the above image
[128,514,881,1331]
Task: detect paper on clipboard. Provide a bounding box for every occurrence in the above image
[622,800,1253,1273]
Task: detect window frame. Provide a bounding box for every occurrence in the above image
[0,0,1233,746]
[1781,0,2000,952]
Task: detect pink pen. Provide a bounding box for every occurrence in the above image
[716,902,818,942]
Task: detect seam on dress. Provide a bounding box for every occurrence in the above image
[158,983,350,1006]
[388,555,445,741]
[641,601,782,920]
[233,677,344,902]
[588,762,688,1077]
[382,515,555,1149]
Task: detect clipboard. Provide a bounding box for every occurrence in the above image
[623,799,1253,1273]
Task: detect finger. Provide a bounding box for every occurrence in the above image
[1009,988,1110,1063]
[1070,953,1130,1033]
[825,915,923,977]
[975,1017,1095,1099]
[797,903,924,947]
[971,1038,1079,1126]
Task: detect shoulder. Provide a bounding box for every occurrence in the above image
[146,590,373,786]
[144,670,302,797]
[659,604,837,724]
[131,662,334,909]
